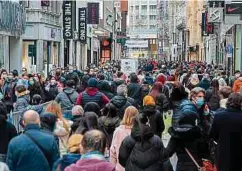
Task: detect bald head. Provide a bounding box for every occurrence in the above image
[23,110,40,126]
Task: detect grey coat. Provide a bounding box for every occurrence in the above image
[14,95,30,112]
[55,88,78,110]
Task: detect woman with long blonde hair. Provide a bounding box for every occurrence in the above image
[45,101,73,155]
[110,106,138,171]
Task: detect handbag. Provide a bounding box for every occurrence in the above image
[184,148,216,171]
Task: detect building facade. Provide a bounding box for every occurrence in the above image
[186,0,204,61]
[21,0,63,73]
[127,0,158,58]
[74,0,123,69]
[167,0,186,61]
[0,1,26,71]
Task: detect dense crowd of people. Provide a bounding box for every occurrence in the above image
[0,60,242,171]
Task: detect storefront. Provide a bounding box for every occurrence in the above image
[22,24,62,72]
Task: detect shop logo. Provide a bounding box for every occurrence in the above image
[227,7,239,13]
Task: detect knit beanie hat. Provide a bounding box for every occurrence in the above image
[143,95,155,106]
[88,78,98,87]
[68,134,83,153]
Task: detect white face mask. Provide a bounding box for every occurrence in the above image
[50,80,56,85]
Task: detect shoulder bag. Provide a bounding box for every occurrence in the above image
[184,147,216,171]
[24,132,51,168]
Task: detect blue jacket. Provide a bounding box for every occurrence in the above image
[14,95,30,112]
[6,124,60,171]
[53,153,81,171]
[198,79,210,90]
[144,76,154,85]
[172,99,198,127]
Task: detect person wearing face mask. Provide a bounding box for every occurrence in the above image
[49,64,56,77]
[66,66,80,87]
[232,72,242,93]
[190,87,212,134]
[28,77,45,104]
[165,88,212,171]
[7,70,19,104]
[0,70,8,89]
[172,87,211,133]
[55,68,63,82]
[73,66,83,79]
[45,77,59,101]
[17,74,29,89]
[1,73,16,113]
[14,85,30,112]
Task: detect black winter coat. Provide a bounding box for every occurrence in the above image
[210,108,242,171]
[98,115,120,147]
[111,95,131,119]
[47,84,58,101]
[166,127,210,171]
[127,83,141,105]
[0,116,17,162]
[119,125,165,171]
[142,105,165,137]
[70,115,85,135]
[40,113,59,147]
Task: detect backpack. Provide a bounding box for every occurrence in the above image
[100,116,120,147]
[116,101,131,119]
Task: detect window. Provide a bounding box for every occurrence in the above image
[135,5,139,10]
[141,5,147,10]
[149,15,156,20]
[150,5,156,10]
[48,1,60,13]
[130,6,133,11]
[51,1,56,13]
[150,25,156,29]
[19,0,29,8]
[141,15,147,20]
[136,15,139,20]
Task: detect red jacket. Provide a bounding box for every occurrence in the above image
[75,87,110,107]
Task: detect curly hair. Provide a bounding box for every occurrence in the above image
[226,93,242,110]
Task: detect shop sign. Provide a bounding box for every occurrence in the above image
[78,8,87,43]
[87,3,99,24]
[208,8,223,23]
[63,1,73,39]
[125,40,148,48]
[226,2,242,14]
[202,12,214,36]
[226,44,233,58]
